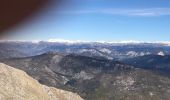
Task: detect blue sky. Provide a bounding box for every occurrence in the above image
[4,0,170,42]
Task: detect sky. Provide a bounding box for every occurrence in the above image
[4,0,170,42]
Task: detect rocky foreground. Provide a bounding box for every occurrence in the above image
[0,63,83,100]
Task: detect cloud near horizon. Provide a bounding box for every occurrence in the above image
[59,8,170,17]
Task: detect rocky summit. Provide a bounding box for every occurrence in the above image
[0,63,83,100]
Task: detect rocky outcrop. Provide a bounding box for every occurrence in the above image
[0,63,83,100]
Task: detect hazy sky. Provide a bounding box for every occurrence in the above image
[4,0,170,42]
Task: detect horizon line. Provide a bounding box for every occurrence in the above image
[1,39,170,44]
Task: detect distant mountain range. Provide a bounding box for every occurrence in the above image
[0,41,170,60]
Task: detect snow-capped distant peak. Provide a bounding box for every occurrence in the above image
[48,39,90,44]
[157,51,165,56]
[48,39,170,45]
[48,39,143,44]
[99,48,112,54]
[48,39,77,43]
[2,39,170,46]
[126,51,138,56]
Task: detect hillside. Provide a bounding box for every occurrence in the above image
[0,63,83,100]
